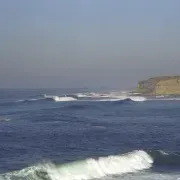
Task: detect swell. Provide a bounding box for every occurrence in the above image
[148,150,180,166]
[62,104,99,110]
[113,98,135,104]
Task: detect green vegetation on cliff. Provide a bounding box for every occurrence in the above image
[136,76,180,95]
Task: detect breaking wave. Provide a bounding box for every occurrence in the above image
[76,91,146,100]
[43,95,77,102]
[128,96,147,101]
[76,91,147,102]
[15,95,77,103]
[0,150,153,180]
[76,92,110,98]
[1,150,180,180]
[96,96,147,102]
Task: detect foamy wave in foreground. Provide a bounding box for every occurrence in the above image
[0,150,153,180]
[46,150,152,180]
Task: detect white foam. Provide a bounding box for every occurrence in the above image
[76,93,88,98]
[0,150,153,180]
[95,96,146,102]
[46,150,153,180]
[44,95,77,102]
[158,150,169,156]
[97,98,125,102]
[54,96,77,102]
[129,96,147,102]
[156,95,165,98]
[1,165,43,180]
[76,91,147,102]
[16,95,77,103]
[76,92,110,98]
[76,91,132,98]
[149,97,180,101]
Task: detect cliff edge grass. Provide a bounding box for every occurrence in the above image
[135,76,180,95]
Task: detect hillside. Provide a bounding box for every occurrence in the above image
[136,76,180,95]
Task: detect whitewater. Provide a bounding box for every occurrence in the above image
[14,92,147,103]
[13,91,180,104]
[0,150,154,180]
[0,89,180,180]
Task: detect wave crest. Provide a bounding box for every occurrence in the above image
[1,150,153,180]
[16,95,77,103]
[149,150,180,166]
[96,96,146,102]
[44,95,77,102]
[2,150,180,180]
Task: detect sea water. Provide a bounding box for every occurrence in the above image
[0,89,180,180]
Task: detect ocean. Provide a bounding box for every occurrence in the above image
[0,89,180,180]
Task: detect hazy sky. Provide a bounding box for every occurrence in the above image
[0,0,180,89]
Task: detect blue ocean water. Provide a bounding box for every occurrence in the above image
[0,89,180,180]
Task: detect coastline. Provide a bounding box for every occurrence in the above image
[134,76,180,96]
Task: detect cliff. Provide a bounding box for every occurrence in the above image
[136,76,180,95]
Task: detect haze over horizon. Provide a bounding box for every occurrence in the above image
[0,0,180,89]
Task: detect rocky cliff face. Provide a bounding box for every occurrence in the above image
[136,76,180,95]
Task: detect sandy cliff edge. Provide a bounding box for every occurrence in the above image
[135,76,180,95]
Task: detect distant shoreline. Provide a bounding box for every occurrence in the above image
[134,76,180,96]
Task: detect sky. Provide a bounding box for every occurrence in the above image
[0,0,180,89]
